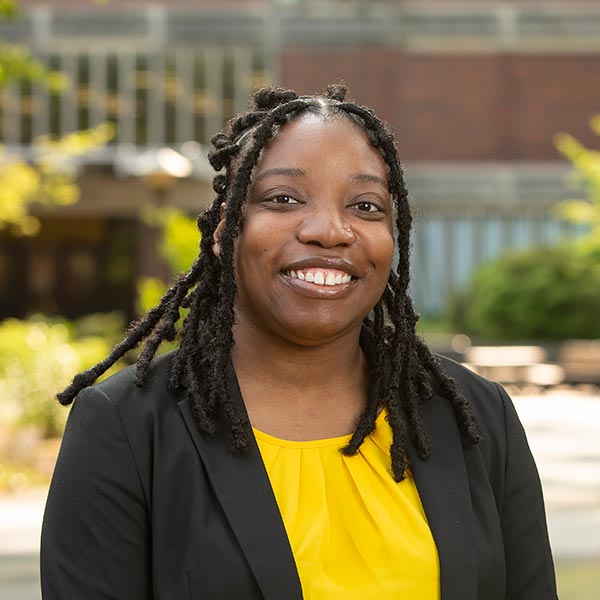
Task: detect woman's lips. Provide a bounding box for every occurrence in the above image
[279,268,357,298]
[283,268,352,287]
[280,257,360,297]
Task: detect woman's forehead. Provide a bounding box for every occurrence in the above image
[270,111,366,144]
[253,113,386,174]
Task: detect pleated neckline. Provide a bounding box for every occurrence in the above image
[252,409,387,449]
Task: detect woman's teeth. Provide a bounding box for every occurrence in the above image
[286,270,352,286]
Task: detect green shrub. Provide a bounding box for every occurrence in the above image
[0,312,124,437]
[451,242,600,341]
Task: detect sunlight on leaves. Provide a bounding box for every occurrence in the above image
[0,0,19,19]
[0,124,114,235]
[554,121,600,241]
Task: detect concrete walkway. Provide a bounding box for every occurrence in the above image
[0,489,46,600]
[1,389,599,599]
[512,390,600,560]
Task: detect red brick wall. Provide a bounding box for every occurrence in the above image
[17,1,600,160]
[282,51,600,160]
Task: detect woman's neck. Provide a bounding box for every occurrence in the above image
[231,319,369,440]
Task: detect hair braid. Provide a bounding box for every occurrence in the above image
[341,301,386,455]
[56,263,203,406]
[169,96,315,452]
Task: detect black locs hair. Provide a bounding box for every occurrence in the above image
[57,84,480,481]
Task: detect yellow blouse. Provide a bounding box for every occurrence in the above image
[253,410,440,600]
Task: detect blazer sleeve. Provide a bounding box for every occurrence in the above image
[40,386,151,600]
[496,383,558,600]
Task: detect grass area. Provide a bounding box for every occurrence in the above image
[556,558,600,600]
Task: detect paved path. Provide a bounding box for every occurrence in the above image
[512,390,600,559]
[1,389,599,599]
[0,489,45,600]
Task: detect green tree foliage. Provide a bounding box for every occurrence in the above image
[0,124,115,235]
[452,115,600,341]
[554,115,600,243]
[0,0,19,19]
[0,1,112,235]
[0,42,64,90]
[137,207,201,314]
[452,245,600,341]
[0,313,124,438]
[136,208,200,359]
[0,0,60,89]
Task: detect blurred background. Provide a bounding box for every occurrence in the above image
[0,0,599,598]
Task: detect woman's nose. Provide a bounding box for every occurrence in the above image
[296,205,355,248]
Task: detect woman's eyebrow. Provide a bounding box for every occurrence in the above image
[254,167,306,181]
[350,173,389,188]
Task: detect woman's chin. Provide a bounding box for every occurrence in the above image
[270,318,363,347]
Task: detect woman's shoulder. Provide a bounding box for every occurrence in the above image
[96,351,175,399]
[74,351,182,424]
[433,354,514,440]
[436,354,502,399]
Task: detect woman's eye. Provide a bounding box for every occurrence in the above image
[271,195,299,205]
[354,201,380,213]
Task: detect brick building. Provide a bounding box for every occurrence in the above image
[2,0,600,317]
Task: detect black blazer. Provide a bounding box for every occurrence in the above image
[41,353,557,600]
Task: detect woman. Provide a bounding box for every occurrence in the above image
[41,85,557,599]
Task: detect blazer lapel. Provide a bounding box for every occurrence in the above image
[408,393,478,600]
[177,366,303,600]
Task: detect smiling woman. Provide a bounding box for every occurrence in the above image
[226,114,394,357]
[40,86,558,600]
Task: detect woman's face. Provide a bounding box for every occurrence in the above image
[229,113,394,346]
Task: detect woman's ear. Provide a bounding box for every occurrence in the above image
[212,203,227,257]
